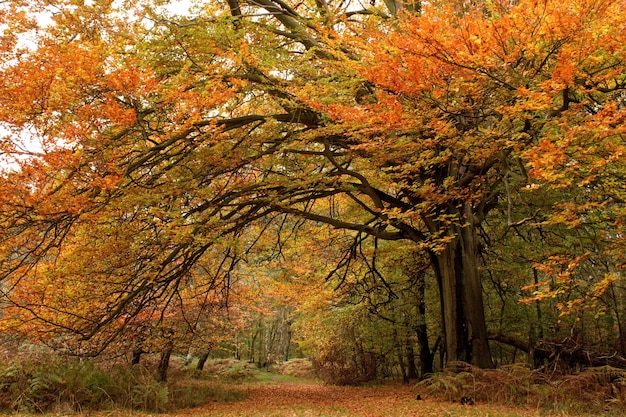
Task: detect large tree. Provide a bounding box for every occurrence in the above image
[0,0,624,369]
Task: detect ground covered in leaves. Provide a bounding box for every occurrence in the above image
[4,358,623,416]
[49,381,613,417]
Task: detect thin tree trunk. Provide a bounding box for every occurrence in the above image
[131,348,143,366]
[416,323,434,376]
[405,340,419,380]
[414,270,435,377]
[157,345,173,382]
[249,326,258,363]
[284,323,292,362]
[184,346,194,366]
[394,329,408,383]
[235,334,240,360]
[530,267,545,368]
[608,279,626,355]
[196,347,212,371]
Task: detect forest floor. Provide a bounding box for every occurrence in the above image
[6,358,623,417]
[37,379,613,417]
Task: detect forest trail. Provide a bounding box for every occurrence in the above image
[166,382,551,417]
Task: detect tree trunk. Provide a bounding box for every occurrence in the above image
[249,326,258,363]
[430,204,493,369]
[398,350,408,384]
[394,329,409,383]
[184,346,194,366]
[283,323,292,362]
[405,340,419,380]
[157,345,173,382]
[131,348,143,366]
[414,270,435,377]
[196,347,212,371]
[608,280,626,355]
[382,0,421,15]
[415,323,434,376]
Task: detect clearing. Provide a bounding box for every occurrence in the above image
[55,381,605,417]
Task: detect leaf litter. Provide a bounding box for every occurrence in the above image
[91,382,582,417]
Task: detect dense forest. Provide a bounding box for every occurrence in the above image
[0,0,624,404]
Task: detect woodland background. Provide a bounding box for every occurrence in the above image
[0,0,625,414]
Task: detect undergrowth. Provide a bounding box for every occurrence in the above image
[2,353,622,416]
[417,362,626,415]
[0,356,247,414]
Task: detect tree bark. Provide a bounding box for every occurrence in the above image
[283,322,292,362]
[430,203,494,369]
[196,347,212,371]
[131,348,143,366]
[393,329,409,383]
[414,270,435,377]
[489,333,626,368]
[382,0,421,15]
[405,340,419,380]
[416,323,434,377]
[157,345,173,382]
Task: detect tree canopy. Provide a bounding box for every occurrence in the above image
[0,0,624,372]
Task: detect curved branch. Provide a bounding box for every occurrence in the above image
[271,204,405,240]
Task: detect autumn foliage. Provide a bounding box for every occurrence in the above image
[0,1,624,412]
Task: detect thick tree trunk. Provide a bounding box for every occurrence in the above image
[431,204,493,369]
[459,204,493,368]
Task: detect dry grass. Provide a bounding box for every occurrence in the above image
[417,362,626,415]
[277,359,316,379]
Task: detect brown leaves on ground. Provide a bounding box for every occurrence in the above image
[167,382,553,417]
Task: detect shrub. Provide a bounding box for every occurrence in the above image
[278,359,316,379]
[0,361,63,412]
[201,359,258,382]
[169,379,247,408]
[312,346,378,385]
[110,365,169,412]
[417,362,626,414]
[0,357,171,413]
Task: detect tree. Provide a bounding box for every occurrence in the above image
[305,0,626,367]
[0,0,625,371]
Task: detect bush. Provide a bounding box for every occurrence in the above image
[0,358,120,413]
[0,358,172,413]
[417,362,626,414]
[201,359,258,382]
[110,365,169,412]
[0,361,62,412]
[169,379,247,408]
[312,347,378,385]
[278,359,316,379]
